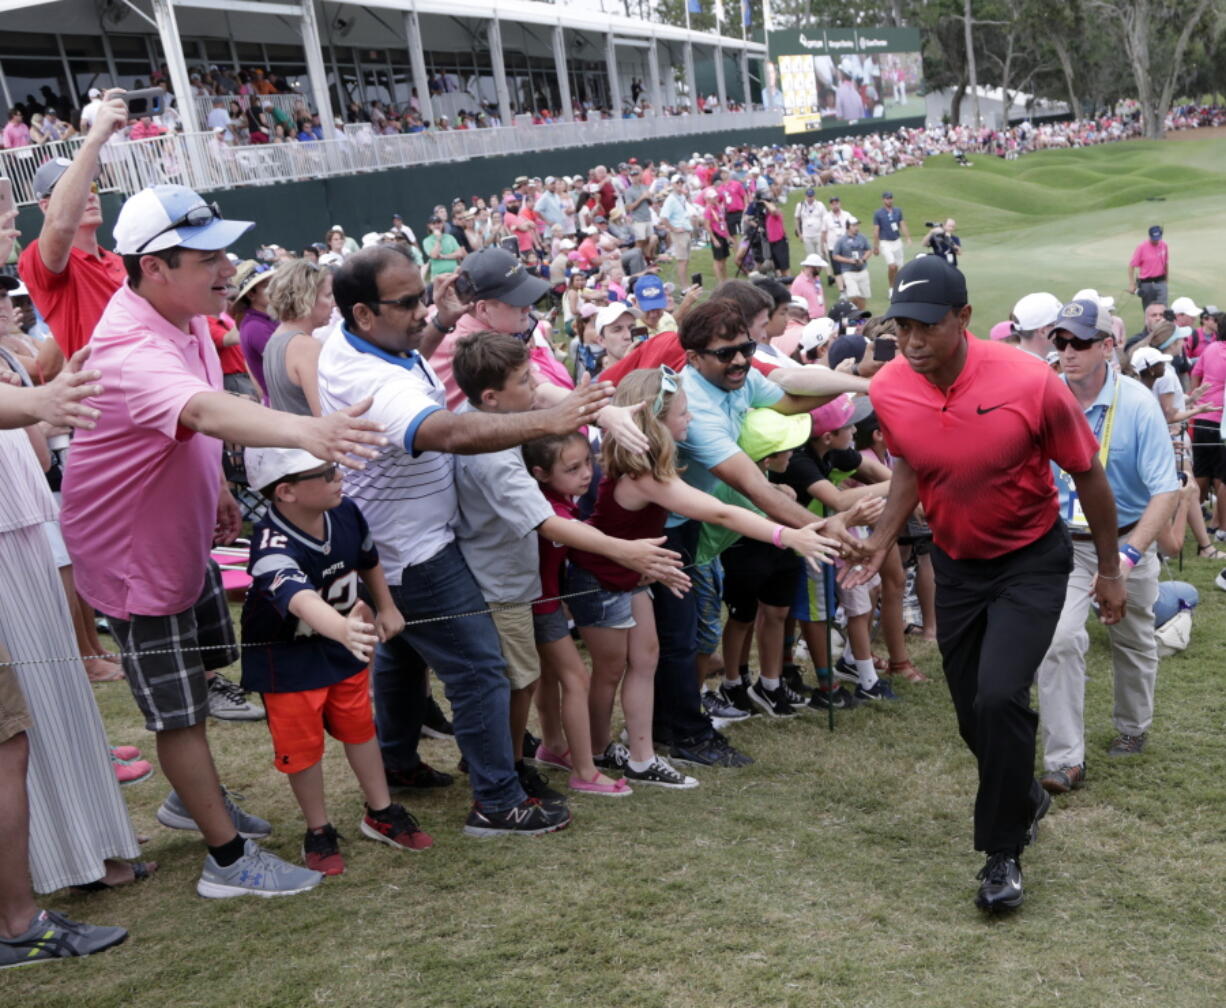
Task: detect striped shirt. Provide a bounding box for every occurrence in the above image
[317,324,456,582]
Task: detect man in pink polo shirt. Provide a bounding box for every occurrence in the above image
[60,184,385,899]
[1127,225,1169,309]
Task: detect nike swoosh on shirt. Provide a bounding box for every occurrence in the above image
[976,403,1007,414]
[896,279,929,292]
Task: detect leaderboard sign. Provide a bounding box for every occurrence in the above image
[763,27,925,134]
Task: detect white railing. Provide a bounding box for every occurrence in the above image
[3,109,782,206]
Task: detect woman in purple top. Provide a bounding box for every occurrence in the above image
[232,263,276,401]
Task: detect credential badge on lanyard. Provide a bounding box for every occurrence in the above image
[1058,380,1119,531]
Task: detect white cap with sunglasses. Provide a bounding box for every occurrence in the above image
[113,184,253,256]
[244,446,333,496]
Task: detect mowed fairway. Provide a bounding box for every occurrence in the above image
[13,138,1226,1008]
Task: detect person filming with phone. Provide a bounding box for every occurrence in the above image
[18,88,130,384]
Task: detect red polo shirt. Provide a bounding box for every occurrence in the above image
[870,335,1098,560]
[19,239,126,359]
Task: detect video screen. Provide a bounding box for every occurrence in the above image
[765,27,925,134]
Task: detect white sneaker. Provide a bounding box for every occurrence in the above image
[207,675,265,721]
[197,839,322,899]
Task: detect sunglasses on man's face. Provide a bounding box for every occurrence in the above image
[369,291,424,313]
[1051,334,1100,352]
[698,340,757,364]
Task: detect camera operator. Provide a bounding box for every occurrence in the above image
[923,217,963,267]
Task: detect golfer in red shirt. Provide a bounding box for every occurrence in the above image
[833,256,1126,913]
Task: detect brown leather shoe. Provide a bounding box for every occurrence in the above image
[1040,763,1086,794]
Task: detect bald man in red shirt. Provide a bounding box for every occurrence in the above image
[834,256,1126,914]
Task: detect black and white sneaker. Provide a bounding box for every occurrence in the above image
[670,732,754,768]
[623,755,699,789]
[421,696,454,740]
[855,678,900,702]
[516,762,566,805]
[748,679,798,718]
[718,680,756,716]
[832,657,861,685]
[592,741,630,771]
[463,798,571,837]
[808,686,861,710]
[782,664,811,703]
[207,674,265,721]
[701,689,751,723]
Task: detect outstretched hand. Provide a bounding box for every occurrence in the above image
[300,398,387,469]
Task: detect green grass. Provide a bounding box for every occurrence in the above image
[682,137,1226,334]
[14,137,1226,1007]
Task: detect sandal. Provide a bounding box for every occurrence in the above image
[1198,543,1226,560]
[71,860,158,893]
[889,659,930,684]
[568,772,633,797]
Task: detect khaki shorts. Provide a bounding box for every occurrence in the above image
[670,231,692,259]
[843,269,871,300]
[632,220,653,241]
[489,603,541,690]
[879,239,904,267]
[0,643,31,745]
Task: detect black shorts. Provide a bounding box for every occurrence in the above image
[726,210,743,236]
[1190,419,1225,481]
[711,233,730,261]
[720,538,803,623]
[108,561,239,732]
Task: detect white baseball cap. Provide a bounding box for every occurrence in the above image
[113,185,253,256]
[1170,296,1201,317]
[801,253,829,269]
[800,317,837,353]
[595,302,635,334]
[244,447,329,494]
[1131,346,1172,372]
[1073,287,1116,315]
[1011,291,1062,332]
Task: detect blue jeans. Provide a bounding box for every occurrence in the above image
[381,541,523,812]
[651,520,714,746]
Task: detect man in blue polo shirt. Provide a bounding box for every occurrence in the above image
[1036,297,1179,795]
[871,190,910,289]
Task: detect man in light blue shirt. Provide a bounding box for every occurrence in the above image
[650,293,866,770]
[660,175,694,287]
[1037,298,1179,795]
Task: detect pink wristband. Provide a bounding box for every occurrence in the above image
[771,524,785,548]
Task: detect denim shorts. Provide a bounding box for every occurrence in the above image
[691,558,724,656]
[532,606,571,645]
[564,563,636,630]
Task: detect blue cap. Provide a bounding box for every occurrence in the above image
[633,275,668,311]
[1148,225,1163,239]
[1052,298,1107,342]
[113,184,253,255]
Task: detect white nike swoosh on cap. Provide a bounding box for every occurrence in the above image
[896,279,929,293]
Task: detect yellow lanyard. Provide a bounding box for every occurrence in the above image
[1093,376,1120,467]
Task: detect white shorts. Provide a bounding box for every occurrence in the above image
[879,239,904,267]
[842,269,871,299]
[632,220,653,241]
[836,571,881,619]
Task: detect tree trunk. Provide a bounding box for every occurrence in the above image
[1050,35,1079,118]
[950,78,967,124]
[964,0,981,126]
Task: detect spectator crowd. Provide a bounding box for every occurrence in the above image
[0,88,1222,966]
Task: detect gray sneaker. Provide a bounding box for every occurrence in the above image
[0,909,127,969]
[197,839,322,899]
[207,674,266,721]
[157,788,272,839]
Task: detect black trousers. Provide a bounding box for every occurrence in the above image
[931,520,1072,853]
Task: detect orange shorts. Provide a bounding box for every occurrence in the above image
[264,668,376,774]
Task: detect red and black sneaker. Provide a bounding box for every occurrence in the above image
[302,823,345,876]
[360,803,434,852]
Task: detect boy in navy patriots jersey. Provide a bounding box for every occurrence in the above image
[242,446,431,876]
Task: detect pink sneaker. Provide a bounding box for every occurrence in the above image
[533,743,572,771]
[111,755,154,786]
[111,745,142,762]
[568,773,633,797]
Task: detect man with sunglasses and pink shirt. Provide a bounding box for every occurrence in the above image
[60,184,386,897]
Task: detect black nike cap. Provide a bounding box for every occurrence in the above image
[883,255,968,325]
